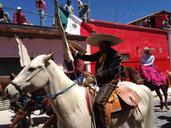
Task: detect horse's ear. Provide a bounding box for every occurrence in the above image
[43,53,54,64]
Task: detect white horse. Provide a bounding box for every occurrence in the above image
[4,54,154,128]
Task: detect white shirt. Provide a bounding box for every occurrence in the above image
[140,54,155,66]
[64,4,74,14]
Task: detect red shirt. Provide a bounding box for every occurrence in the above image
[65,59,85,80]
[13,11,28,24]
[36,0,46,11]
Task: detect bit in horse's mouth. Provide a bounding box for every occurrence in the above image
[9,93,20,102]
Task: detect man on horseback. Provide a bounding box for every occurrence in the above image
[72,33,123,128]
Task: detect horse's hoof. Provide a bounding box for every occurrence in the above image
[160,109,164,112]
[160,105,163,110]
[166,106,170,110]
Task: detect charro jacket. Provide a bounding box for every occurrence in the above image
[77,47,121,85]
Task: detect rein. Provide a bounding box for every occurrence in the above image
[46,82,77,98]
[25,82,77,99]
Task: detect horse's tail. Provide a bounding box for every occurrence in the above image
[141,85,154,128]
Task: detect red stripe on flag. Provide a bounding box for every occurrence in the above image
[80,22,93,36]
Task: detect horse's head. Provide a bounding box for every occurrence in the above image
[4,54,53,100]
[123,66,144,84]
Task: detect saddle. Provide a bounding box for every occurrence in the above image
[85,82,140,127]
[105,83,140,127]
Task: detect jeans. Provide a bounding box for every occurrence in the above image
[38,10,46,26]
[93,83,116,128]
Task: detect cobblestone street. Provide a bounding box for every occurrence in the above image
[1,92,171,128]
[154,93,171,128]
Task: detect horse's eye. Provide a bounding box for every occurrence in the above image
[28,67,36,72]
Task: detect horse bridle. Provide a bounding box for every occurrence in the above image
[10,67,44,96]
[9,66,77,98]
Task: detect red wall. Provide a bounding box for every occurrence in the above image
[88,21,169,74]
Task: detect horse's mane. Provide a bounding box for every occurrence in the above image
[124,66,144,84]
[125,66,139,74]
[49,60,73,83]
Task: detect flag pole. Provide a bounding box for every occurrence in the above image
[54,0,78,82]
[88,0,90,18]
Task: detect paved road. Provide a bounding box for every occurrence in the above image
[154,94,171,128]
[1,93,171,128]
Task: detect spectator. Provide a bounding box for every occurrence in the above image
[0,3,11,23]
[64,0,74,14]
[162,17,170,29]
[35,0,46,26]
[78,0,89,22]
[143,17,151,27]
[13,7,29,25]
[78,0,83,12]
[4,12,11,23]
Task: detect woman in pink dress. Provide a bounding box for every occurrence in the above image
[139,47,166,86]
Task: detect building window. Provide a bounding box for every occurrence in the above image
[0,58,22,76]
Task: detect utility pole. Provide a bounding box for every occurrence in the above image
[114,0,117,22]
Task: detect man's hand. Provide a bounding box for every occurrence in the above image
[68,43,78,56]
[83,71,95,86]
[83,71,93,78]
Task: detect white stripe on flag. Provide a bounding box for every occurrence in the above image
[65,14,81,35]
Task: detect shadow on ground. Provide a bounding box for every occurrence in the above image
[0,116,48,128]
[158,116,171,128]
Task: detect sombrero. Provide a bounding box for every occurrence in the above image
[86,34,123,47]
[68,41,86,54]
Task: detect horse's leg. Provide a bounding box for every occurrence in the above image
[28,114,34,126]
[110,109,132,128]
[42,114,57,128]
[155,88,163,111]
[10,112,26,128]
[127,111,146,128]
[160,85,169,110]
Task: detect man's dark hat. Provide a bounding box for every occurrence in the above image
[86,34,123,47]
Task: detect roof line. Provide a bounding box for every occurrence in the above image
[127,10,171,24]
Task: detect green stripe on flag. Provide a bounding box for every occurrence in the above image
[59,7,69,29]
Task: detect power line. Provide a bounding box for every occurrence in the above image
[3,6,54,18]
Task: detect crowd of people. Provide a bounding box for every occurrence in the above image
[143,15,170,29]
[0,0,90,26]
[1,1,168,128]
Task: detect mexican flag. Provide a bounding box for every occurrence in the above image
[59,7,92,36]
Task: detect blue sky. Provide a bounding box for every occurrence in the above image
[0,0,171,26]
